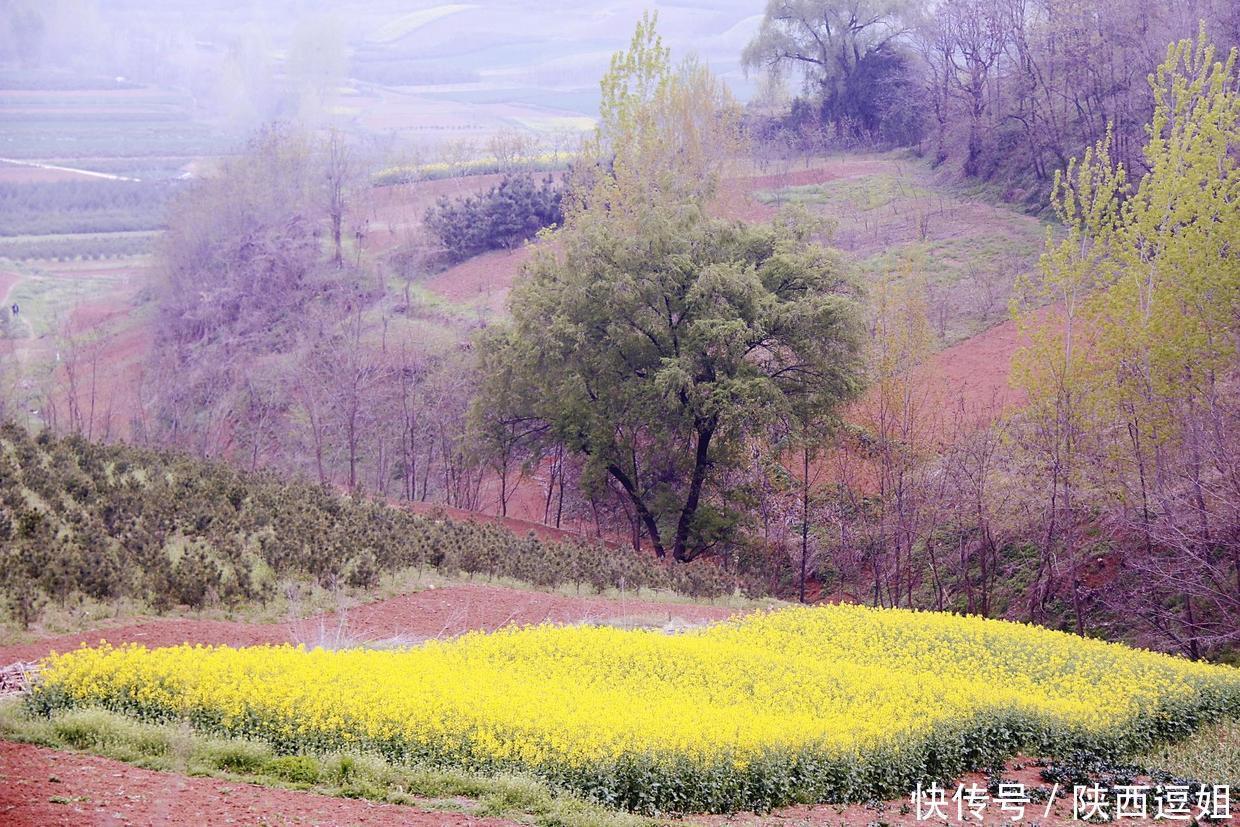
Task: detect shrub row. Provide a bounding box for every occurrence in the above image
[0,233,155,261]
[0,424,757,626]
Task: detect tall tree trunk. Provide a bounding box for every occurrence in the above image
[607,462,666,558]
[672,420,716,562]
[800,445,811,603]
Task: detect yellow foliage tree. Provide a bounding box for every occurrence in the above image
[1013,27,1239,655]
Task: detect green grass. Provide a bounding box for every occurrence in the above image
[1,273,118,337]
[755,173,932,213]
[0,701,658,827]
[860,232,1041,280]
[1138,718,1239,786]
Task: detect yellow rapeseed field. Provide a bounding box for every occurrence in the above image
[32,605,1240,813]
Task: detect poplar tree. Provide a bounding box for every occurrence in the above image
[1014,29,1239,652]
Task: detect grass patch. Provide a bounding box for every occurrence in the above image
[1138,718,1239,786]
[757,173,931,212]
[0,272,117,337]
[0,700,656,826]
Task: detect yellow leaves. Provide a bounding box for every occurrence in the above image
[36,605,1239,778]
[1014,29,1239,458]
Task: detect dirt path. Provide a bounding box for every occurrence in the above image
[0,270,34,371]
[0,157,141,183]
[0,269,26,323]
[0,582,740,665]
[0,740,515,826]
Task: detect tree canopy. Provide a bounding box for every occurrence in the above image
[572,11,742,214]
[477,202,863,562]
[743,0,922,143]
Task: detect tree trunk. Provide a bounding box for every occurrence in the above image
[607,462,666,557]
[800,445,811,604]
[672,420,716,562]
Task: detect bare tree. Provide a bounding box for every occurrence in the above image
[324,128,358,270]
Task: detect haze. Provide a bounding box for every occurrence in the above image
[1,0,760,153]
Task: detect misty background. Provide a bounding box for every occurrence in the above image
[0,0,761,166]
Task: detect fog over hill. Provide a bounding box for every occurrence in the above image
[1,0,762,146]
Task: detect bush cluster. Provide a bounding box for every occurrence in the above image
[424,174,563,262]
[0,424,755,626]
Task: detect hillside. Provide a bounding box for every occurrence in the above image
[2,151,1038,504]
[0,424,754,635]
[0,150,1192,649]
[0,4,1237,826]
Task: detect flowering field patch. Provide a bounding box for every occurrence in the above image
[31,606,1240,814]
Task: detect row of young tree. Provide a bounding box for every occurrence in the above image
[744,0,1239,201]
[0,179,174,237]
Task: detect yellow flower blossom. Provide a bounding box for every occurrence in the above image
[33,605,1240,813]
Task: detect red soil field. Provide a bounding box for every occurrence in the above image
[925,314,1028,411]
[0,583,739,665]
[422,245,534,313]
[0,741,515,827]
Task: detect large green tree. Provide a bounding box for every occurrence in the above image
[477,205,863,562]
